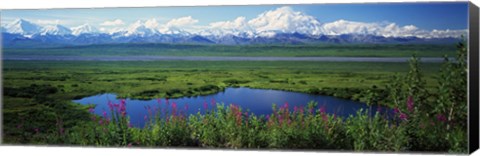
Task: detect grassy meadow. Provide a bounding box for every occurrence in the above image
[1,43,468,153]
[3,43,456,57]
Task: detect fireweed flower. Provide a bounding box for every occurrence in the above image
[436,114,447,122]
[319,105,326,114]
[393,107,400,114]
[34,128,39,133]
[108,101,114,111]
[203,101,208,111]
[407,96,414,112]
[211,98,216,107]
[172,102,178,116]
[88,107,95,113]
[399,113,408,120]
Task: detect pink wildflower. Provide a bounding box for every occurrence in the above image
[393,107,400,114]
[399,113,408,120]
[319,105,326,114]
[407,96,414,112]
[172,102,178,116]
[436,114,447,122]
[203,101,208,110]
[211,98,216,107]
[88,107,95,113]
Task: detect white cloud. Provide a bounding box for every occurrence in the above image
[100,19,125,26]
[319,19,467,38]
[165,16,198,28]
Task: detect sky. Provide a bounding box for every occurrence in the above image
[1,2,468,29]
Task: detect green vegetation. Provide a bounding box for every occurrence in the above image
[3,43,456,57]
[1,42,467,153]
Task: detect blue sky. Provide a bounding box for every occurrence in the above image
[1,2,468,30]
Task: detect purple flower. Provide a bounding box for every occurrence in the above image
[393,107,400,114]
[436,114,447,122]
[211,98,216,107]
[319,105,326,114]
[203,101,208,110]
[34,128,39,133]
[144,115,148,121]
[88,107,95,113]
[184,103,189,112]
[399,113,408,120]
[172,102,178,115]
[103,111,107,118]
[283,102,289,109]
[108,101,114,111]
[266,115,270,121]
[407,96,414,112]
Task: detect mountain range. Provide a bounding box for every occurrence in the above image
[1,7,466,48]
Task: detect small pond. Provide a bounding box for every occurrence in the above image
[73,87,392,127]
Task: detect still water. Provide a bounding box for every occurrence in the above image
[73,87,391,127]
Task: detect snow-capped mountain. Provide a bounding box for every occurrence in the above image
[5,19,42,36]
[121,20,160,37]
[1,5,467,48]
[71,24,99,36]
[40,24,72,36]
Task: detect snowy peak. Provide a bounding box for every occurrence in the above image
[248,6,322,36]
[5,19,43,35]
[124,20,159,37]
[71,24,99,35]
[40,24,72,36]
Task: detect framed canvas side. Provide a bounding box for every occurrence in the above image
[469,1,479,154]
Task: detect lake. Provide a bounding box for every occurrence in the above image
[73,87,392,127]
